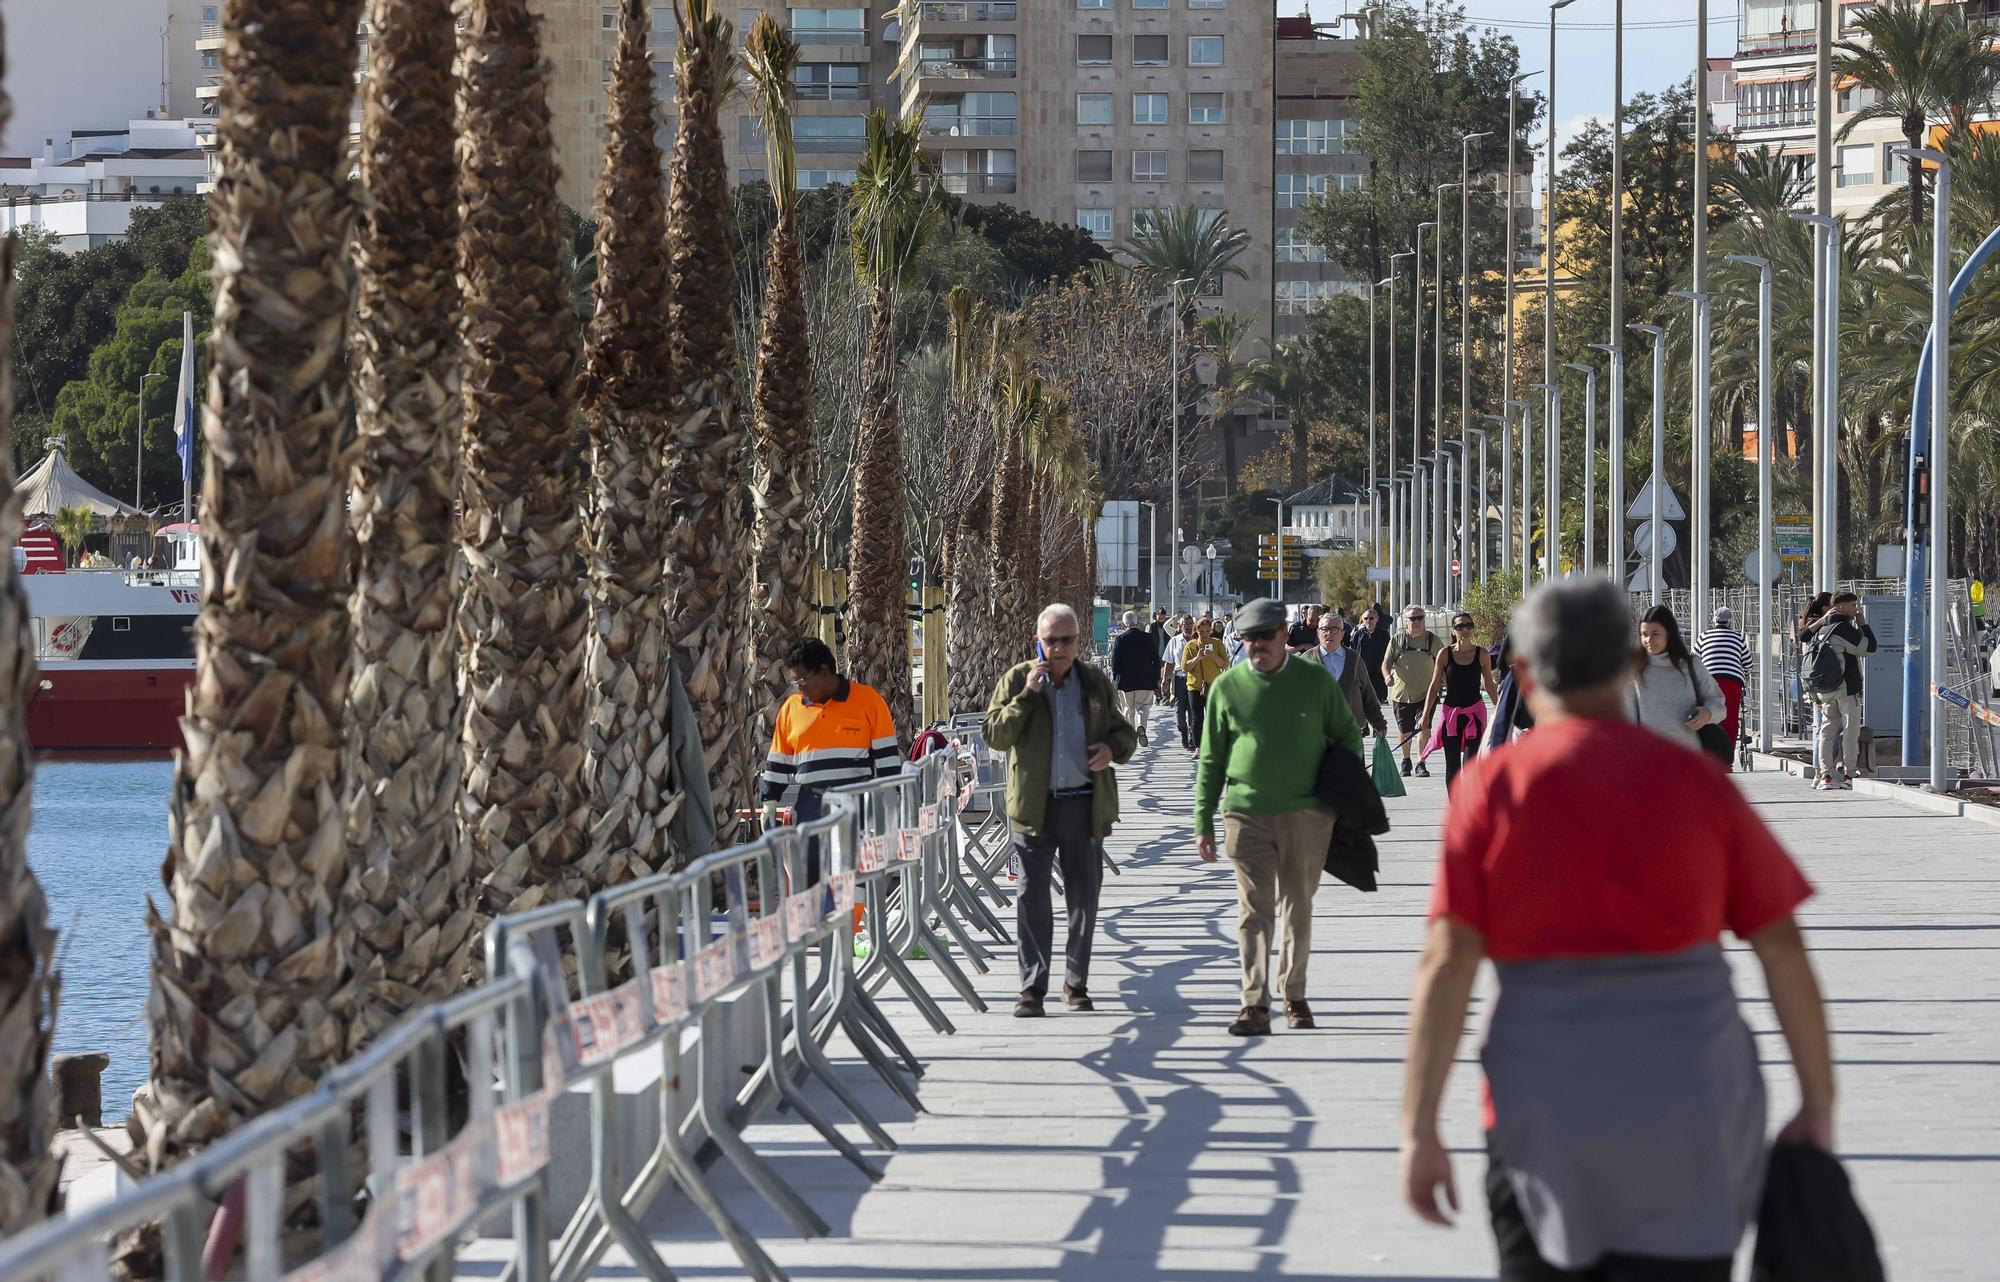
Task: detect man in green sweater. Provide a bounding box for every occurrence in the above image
[1195,597,1364,1036]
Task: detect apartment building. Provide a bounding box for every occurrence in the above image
[1272,17,1365,339]
[0,118,212,249]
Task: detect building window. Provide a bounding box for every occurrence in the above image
[1076,149,1113,181]
[1837,84,1879,113]
[1133,0,1168,8]
[1188,35,1222,66]
[794,62,865,99]
[652,6,672,39]
[1837,142,1875,189]
[603,8,617,27]
[1077,93,1113,125]
[1276,173,1329,208]
[1188,0,1223,8]
[1275,118,1354,155]
[794,115,867,147]
[799,168,859,189]
[1133,34,1169,65]
[1738,77,1812,130]
[1079,0,1111,8]
[1188,149,1223,181]
[1275,228,1325,262]
[603,59,614,83]
[788,7,866,39]
[1077,208,1113,240]
[1133,93,1168,125]
[201,51,220,69]
[1077,33,1113,64]
[1196,207,1224,231]
[201,4,218,18]
[1188,92,1224,124]
[1133,149,1168,181]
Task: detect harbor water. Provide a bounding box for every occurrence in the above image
[31,759,172,1119]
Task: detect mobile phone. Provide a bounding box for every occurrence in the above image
[1035,639,1046,661]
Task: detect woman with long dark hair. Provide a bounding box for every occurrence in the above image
[1418,611,1498,791]
[1633,605,1726,756]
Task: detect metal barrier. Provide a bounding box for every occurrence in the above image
[0,729,1018,1282]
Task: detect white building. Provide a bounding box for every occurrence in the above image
[0,118,211,250]
[1284,473,1368,549]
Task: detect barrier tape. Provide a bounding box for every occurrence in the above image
[692,935,739,1000]
[393,1120,483,1259]
[894,829,922,864]
[564,978,649,1066]
[1934,681,2000,728]
[280,1207,386,1282]
[784,888,824,940]
[918,804,941,835]
[748,913,787,970]
[649,960,691,1022]
[857,836,890,873]
[832,871,857,915]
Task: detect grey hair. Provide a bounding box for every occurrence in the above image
[1122,610,1139,626]
[1510,577,1636,694]
[1037,603,1081,634]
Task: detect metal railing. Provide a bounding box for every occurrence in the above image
[916,56,1017,78]
[789,26,867,43]
[919,114,1017,137]
[938,172,1018,194]
[1737,105,1815,131]
[794,81,869,100]
[1736,29,1816,57]
[0,737,1015,1282]
[918,0,1017,19]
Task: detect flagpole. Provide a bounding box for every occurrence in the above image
[176,310,195,523]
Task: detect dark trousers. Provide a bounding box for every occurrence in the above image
[1173,675,1192,747]
[1441,722,1482,791]
[792,787,827,886]
[1189,691,1209,751]
[1486,1143,1732,1282]
[1015,794,1100,995]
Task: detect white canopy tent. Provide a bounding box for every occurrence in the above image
[13,443,145,521]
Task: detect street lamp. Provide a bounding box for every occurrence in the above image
[1465,426,1490,583]
[1268,495,1287,603]
[1138,500,1158,606]
[1442,439,1470,596]
[1513,397,1534,588]
[1627,322,1667,603]
[1692,0,1713,616]
[1459,132,1491,544]
[1432,185,1459,604]
[1587,342,1626,583]
[1368,276,1384,562]
[1545,2,1576,586]
[1529,381,1561,579]
[1670,288,1710,606]
[1415,221,1436,604]
[1502,69,1542,515]
[1562,361,1598,575]
[1167,275,1195,615]
[1791,210,1843,592]
[1389,249,1416,606]
[1726,253,1774,755]
[135,370,166,510]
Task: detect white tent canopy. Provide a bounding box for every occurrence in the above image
[14,442,145,520]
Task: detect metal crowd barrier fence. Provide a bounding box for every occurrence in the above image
[0,731,1017,1282]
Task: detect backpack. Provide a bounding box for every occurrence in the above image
[1802,625,1847,695]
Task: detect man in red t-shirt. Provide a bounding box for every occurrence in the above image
[1398,578,1836,1282]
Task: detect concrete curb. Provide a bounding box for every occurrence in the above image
[1746,750,2000,830]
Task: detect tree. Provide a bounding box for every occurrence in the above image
[7,230,140,465]
[844,110,939,742]
[743,14,820,752]
[663,0,750,844]
[0,14,63,1230]
[340,0,472,1048]
[140,0,364,1212]
[1122,204,1250,315]
[122,196,209,281]
[455,0,589,917]
[948,199,1108,291]
[1835,0,2000,229]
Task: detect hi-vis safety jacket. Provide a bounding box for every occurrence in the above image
[760,677,901,801]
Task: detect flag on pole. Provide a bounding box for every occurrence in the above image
[172,310,196,490]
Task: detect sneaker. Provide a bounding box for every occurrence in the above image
[1415,762,1431,778]
[1063,984,1094,1012]
[1283,999,1315,1030]
[1400,758,1413,778]
[1014,990,1045,1018]
[1138,729,1149,746]
[1835,771,1855,791]
[1227,1005,1272,1037]
[1812,776,1830,791]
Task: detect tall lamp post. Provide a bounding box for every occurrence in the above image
[1138,500,1159,605]
[1501,72,1542,584]
[1529,381,1561,579]
[1268,495,1288,603]
[1432,186,1459,605]
[1415,223,1436,604]
[1628,322,1667,603]
[1670,287,1710,607]
[1389,250,1416,605]
[135,370,166,510]
[1562,361,1598,575]
[1465,426,1489,582]
[1544,1,1575,589]
[1368,276,1384,562]
[1692,0,1713,615]
[1727,253,1774,754]
[1167,275,1195,615]
[1588,341,1625,581]
[1516,398,1535,589]
[1791,210,1843,592]
[1459,133,1491,515]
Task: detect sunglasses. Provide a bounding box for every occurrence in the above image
[1452,620,1474,631]
[1239,627,1282,643]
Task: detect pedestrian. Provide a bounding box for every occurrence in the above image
[1383,606,1441,777]
[1162,614,1196,750]
[760,637,901,880]
[984,603,1138,1018]
[1288,603,1322,650]
[1352,604,1392,704]
[1418,612,1499,792]
[1181,614,1232,754]
[1195,598,1364,1035]
[1693,606,1750,771]
[1798,592,1877,790]
[1148,607,1170,657]
[1109,610,1161,746]
[1313,610,1386,739]
[1401,576,1833,1282]
[1634,605,1727,757]
[1225,613,1249,664]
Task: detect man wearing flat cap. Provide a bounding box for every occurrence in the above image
[1194,597,1364,1037]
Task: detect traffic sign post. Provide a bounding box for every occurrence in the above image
[1772,514,1812,565]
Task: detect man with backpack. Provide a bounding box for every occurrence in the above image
[1799,593,1877,790]
[1383,607,1441,777]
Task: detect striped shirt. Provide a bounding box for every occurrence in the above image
[1694,625,1751,685]
[761,678,900,801]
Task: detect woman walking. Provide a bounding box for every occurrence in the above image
[1401,577,1834,1282]
[1634,605,1726,757]
[1418,612,1498,791]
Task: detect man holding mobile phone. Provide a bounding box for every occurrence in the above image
[985,604,1138,1018]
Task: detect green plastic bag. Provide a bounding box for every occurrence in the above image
[1372,735,1406,799]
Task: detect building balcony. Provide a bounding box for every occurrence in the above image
[917,0,1016,20]
[1737,105,1813,131]
[1735,29,1815,58]
[195,78,223,101]
[794,81,869,100]
[919,114,1017,137]
[937,171,1017,194]
[790,26,867,44]
[916,56,1016,79]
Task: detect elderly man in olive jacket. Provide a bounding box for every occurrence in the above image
[985,602,1138,1018]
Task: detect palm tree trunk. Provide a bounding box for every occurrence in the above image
[580,0,679,893]
[845,288,917,740]
[1906,115,1926,230]
[946,480,992,713]
[142,0,364,1186]
[988,422,1022,682]
[0,84,63,1228]
[750,209,816,750]
[665,0,751,847]
[457,0,589,918]
[342,0,472,1050]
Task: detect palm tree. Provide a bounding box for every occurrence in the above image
[341,0,473,1050]
[578,0,679,893]
[845,110,939,741]
[456,0,589,917]
[0,16,63,1231]
[1198,311,1252,489]
[664,0,750,848]
[1835,0,2000,229]
[142,0,365,1186]
[1236,341,1312,491]
[742,14,817,752]
[1122,204,1251,323]
[942,289,995,713]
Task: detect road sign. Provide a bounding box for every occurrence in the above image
[1180,545,1203,565]
[1744,548,1780,587]
[1626,474,1686,522]
[1450,558,1462,577]
[1632,522,1678,559]
[1366,567,1392,583]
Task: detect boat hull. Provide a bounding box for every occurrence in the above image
[28,663,191,752]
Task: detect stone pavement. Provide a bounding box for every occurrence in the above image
[525,712,1999,1280]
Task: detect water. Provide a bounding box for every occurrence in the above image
[30,759,173,1119]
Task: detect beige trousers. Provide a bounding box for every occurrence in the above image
[1816,691,1863,778]
[1222,807,1336,1009]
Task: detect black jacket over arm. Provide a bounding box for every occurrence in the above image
[1313,740,1389,893]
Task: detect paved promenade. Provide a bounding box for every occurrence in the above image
[562,715,2000,1280]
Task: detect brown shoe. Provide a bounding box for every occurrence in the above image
[1284,999,1315,1030]
[1014,990,1045,1018]
[1227,1005,1272,1037]
[1063,984,1094,1012]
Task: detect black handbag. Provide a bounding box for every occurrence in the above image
[1686,666,1733,766]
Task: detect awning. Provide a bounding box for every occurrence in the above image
[1735,70,1812,86]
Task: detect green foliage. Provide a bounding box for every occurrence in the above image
[1195,487,1289,600]
[947,199,1108,290]
[1458,567,1522,647]
[9,228,141,465]
[1315,550,1374,617]
[1122,204,1250,310]
[122,196,209,280]
[52,507,94,565]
